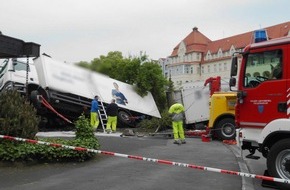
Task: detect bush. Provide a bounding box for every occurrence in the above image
[0,90,40,139]
[0,114,100,162]
[137,110,172,132]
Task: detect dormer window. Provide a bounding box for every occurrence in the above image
[218,48,223,57]
[178,41,186,57]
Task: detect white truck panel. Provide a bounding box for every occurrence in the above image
[177,78,231,125]
[181,85,210,124]
[34,56,93,98]
[91,74,160,118]
[34,55,161,118]
[174,80,210,124]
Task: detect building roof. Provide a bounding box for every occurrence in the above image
[170,27,212,56]
[170,21,290,57]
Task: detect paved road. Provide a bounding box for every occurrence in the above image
[0,132,275,190]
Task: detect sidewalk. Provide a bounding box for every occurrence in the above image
[36,131,123,138]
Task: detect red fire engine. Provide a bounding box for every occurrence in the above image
[230,32,290,189]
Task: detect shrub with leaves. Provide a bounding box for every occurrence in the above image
[137,110,172,132]
[0,114,100,162]
[0,90,39,139]
[74,114,96,139]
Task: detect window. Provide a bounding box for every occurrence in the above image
[0,59,8,78]
[13,60,30,72]
[244,49,282,88]
[219,63,222,72]
[197,53,200,60]
[185,65,190,74]
[218,49,223,57]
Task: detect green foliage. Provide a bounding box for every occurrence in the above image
[77,61,91,69]
[74,114,95,139]
[112,58,141,84]
[0,115,100,162]
[90,51,124,77]
[137,110,172,131]
[136,62,168,110]
[0,90,39,139]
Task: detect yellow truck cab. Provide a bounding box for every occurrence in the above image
[208,92,236,140]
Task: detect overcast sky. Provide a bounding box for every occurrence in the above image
[1,0,289,63]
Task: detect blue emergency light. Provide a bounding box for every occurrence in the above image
[254,29,268,43]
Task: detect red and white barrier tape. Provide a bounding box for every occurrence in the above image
[0,134,289,185]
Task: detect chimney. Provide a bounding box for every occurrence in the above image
[192,27,198,31]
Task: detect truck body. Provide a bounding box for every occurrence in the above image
[0,55,161,127]
[173,77,237,140]
[230,34,290,189]
[174,80,210,126]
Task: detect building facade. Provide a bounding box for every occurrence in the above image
[161,22,290,89]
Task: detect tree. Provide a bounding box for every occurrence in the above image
[90,51,124,77]
[77,61,90,69]
[136,62,168,110]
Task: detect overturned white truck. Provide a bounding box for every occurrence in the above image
[0,54,161,128]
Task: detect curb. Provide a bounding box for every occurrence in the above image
[225,143,255,190]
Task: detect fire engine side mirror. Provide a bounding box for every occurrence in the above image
[229,78,236,87]
[230,57,238,77]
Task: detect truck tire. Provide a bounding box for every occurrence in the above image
[267,139,290,190]
[215,118,236,140]
[118,110,134,127]
[30,90,41,108]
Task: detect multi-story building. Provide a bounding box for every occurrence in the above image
[157,58,169,78]
[161,22,290,89]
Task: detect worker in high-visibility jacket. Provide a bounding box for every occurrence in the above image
[90,95,100,130]
[168,102,186,145]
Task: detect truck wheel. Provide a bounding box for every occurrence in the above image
[215,118,236,140]
[267,139,290,190]
[118,110,134,127]
[30,90,41,108]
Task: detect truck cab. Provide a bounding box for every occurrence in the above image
[0,58,39,94]
[208,91,236,140]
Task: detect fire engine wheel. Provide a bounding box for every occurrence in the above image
[215,118,236,140]
[267,139,290,190]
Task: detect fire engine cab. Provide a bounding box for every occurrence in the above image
[230,31,290,189]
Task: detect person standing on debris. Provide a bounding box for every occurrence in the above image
[106,99,118,133]
[168,102,186,145]
[90,95,100,131]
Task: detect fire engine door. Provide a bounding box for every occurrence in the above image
[238,49,287,128]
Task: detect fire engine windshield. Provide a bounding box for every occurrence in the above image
[243,49,282,88]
